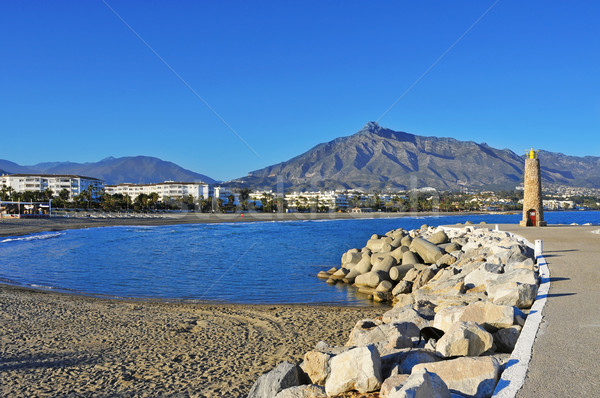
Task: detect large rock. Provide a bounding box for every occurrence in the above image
[493,325,522,353]
[392,280,413,296]
[412,356,500,398]
[463,264,499,289]
[439,242,462,253]
[302,350,334,386]
[410,237,445,264]
[388,368,451,398]
[347,320,419,353]
[403,268,421,283]
[382,305,430,329]
[325,345,382,396]
[380,374,410,397]
[436,253,457,268]
[412,268,439,290]
[394,294,415,308]
[459,301,515,332]
[248,361,304,398]
[435,321,493,358]
[490,282,538,309]
[490,268,538,287]
[433,306,466,332]
[274,385,326,398]
[396,349,441,374]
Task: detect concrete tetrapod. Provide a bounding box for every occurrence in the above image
[409,237,445,264]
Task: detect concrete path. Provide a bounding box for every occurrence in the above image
[497,224,600,396]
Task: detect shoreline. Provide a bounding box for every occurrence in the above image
[0,210,495,238]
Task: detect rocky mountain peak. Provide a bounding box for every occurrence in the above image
[238,123,600,191]
[361,121,383,134]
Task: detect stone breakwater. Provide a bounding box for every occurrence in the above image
[247,224,539,398]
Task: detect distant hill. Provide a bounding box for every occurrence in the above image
[234,122,600,191]
[0,156,216,185]
[0,160,35,175]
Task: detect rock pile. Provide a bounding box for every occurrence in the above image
[248,225,539,398]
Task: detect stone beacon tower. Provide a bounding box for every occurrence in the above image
[520,148,546,227]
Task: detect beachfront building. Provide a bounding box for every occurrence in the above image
[105,181,209,201]
[105,182,239,205]
[0,174,104,199]
[285,191,348,210]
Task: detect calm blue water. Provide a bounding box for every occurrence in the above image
[1,211,599,305]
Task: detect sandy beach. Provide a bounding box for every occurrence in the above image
[0,284,382,397]
[0,216,391,397]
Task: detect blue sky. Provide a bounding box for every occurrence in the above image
[1,1,599,181]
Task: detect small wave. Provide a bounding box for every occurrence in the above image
[1,232,63,243]
[28,283,57,290]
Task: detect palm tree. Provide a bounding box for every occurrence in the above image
[149,192,160,211]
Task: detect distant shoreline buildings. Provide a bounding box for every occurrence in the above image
[1,172,598,213]
[105,181,237,204]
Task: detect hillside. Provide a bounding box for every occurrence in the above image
[0,156,216,185]
[234,122,600,191]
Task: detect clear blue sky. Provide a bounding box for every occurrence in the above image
[1,1,599,181]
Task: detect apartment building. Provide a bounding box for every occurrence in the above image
[105,182,239,205]
[285,191,348,209]
[0,174,104,199]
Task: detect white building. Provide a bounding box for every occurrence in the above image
[285,191,348,210]
[105,182,239,205]
[543,199,575,210]
[105,181,209,201]
[0,174,104,199]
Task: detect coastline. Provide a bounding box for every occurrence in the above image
[0,211,489,238]
[0,283,382,397]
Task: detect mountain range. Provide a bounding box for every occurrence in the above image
[0,156,216,185]
[234,122,600,191]
[2,123,599,191]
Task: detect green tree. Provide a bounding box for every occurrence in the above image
[134,193,149,212]
[200,196,213,213]
[149,192,160,211]
[239,188,251,210]
[43,188,54,200]
[59,189,70,201]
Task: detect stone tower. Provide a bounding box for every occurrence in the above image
[520,148,546,227]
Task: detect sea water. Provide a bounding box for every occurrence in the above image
[1,211,598,305]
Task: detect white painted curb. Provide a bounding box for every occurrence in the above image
[492,233,550,397]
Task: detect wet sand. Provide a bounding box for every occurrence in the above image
[0,284,382,397]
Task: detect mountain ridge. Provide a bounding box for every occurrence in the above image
[235,122,600,191]
[0,156,216,185]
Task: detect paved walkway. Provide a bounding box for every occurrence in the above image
[497,224,600,396]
